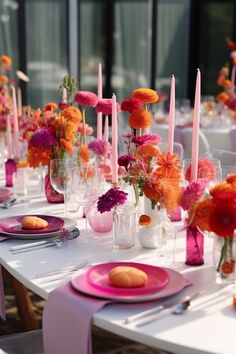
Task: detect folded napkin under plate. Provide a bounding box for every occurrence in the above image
[43,262,192,354]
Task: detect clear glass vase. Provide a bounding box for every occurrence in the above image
[214,235,236,284]
[113,202,136,249]
[185,224,204,266]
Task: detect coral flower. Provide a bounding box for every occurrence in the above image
[59,138,73,154]
[136,143,160,160]
[143,180,161,202]
[62,106,82,123]
[208,202,236,237]
[191,198,215,231]
[129,109,153,129]
[88,139,111,158]
[79,144,90,163]
[131,88,159,104]
[139,214,152,226]
[0,55,12,68]
[96,99,121,115]
[121,98,143,112]
[77,122,94,136]
[216,92,230,104]
[44,102,58,111]
[26,146,51,167]
[0,75,8,84]
[160,180,181,213]
[74,91,98,107]
[185,158,216,182]
[210,182,236,201]
[155,153,181,180]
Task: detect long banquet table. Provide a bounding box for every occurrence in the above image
[0,187,236,354]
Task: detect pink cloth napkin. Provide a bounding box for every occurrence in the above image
[0,265,6,320]
[42,281,111,354]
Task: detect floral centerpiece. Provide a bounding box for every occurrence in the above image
[0,55,12,137]
[216,37,236,121]
[190,174,236,282]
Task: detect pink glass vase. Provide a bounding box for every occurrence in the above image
[86,201,113,233]
[185,224,204,266]
[5,158,17,187]
[169,206,182,222]
[44,174,64,204]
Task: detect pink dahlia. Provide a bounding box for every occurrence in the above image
[78,122,94,136]
[88,139,111,157]
[74,91,98,107]
[96,99,121,115]
[185,158,217,182]
[121,98,142,113]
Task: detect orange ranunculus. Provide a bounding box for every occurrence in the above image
[155,153,181,180]
[26,146,51,168]
[139,214,152,226]
[79,144,90,163]
[0,75,8,84]
[221,261,235,276]
[136,143,160,160]
[128,109,153,129]
[59,138,73,154]
[208,201,236,237]
[191,198,215,231]
[143,180,161,202]
[62,106,82,123]
[0,55,12,68]
[64,121,77,141]
[216,91,230,104]
[44,102,58,111]
[210,182,236,201]
[223,79,232,89]
[131,88,159,104]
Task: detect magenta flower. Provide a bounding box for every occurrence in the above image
[97,188,128,213]
[132,133,161,146]
[58,101,69,110]
[88,139,111,157]
[118,154,136,171]
[29,127,57,148]
[96,98,121,115]
[74,91,98,107]
[180,179,209,210]
[121,98,142,113]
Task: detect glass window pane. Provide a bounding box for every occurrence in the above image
[25,0,68,108]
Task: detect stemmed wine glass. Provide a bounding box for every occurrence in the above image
[49,159,76,216]
[72,163,105,241]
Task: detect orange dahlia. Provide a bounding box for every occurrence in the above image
[155,153,181,180]
[128,109,153,129]
[131,88,159,104]
[26,146,51,168]
[143,180,161,201]
[160,180,181,213]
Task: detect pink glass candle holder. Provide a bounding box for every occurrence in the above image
[185,224,204,266]
[86,201,113,233]
[5,158,17,187]
[44,175,64,204]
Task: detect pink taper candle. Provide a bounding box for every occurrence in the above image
[104,115,109,141]
[97,63,103,139]
[191,69,201,181]
[111,94,118,184]
[6,115,13,158]
[62,87,67,102]
[231,66,235,94]
[11,85,20,160]
[168,75,175,154]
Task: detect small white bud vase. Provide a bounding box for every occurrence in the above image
[138,198,173,250]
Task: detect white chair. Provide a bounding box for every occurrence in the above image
[204,149,236,165]
[182,128,211,159]
[159,142,184,162]
[0,330,43,354]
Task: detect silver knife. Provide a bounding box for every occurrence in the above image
[124,292,201,326]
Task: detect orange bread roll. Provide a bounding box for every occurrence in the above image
[109,266,147,288]
[21,216,48,230]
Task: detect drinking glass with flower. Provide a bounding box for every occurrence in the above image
[191,174,236,283]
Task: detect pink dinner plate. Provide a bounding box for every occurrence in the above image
[71,263,189,303]
[86,262,169,296]
[0,188,12,202]
[0,215,64,234]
